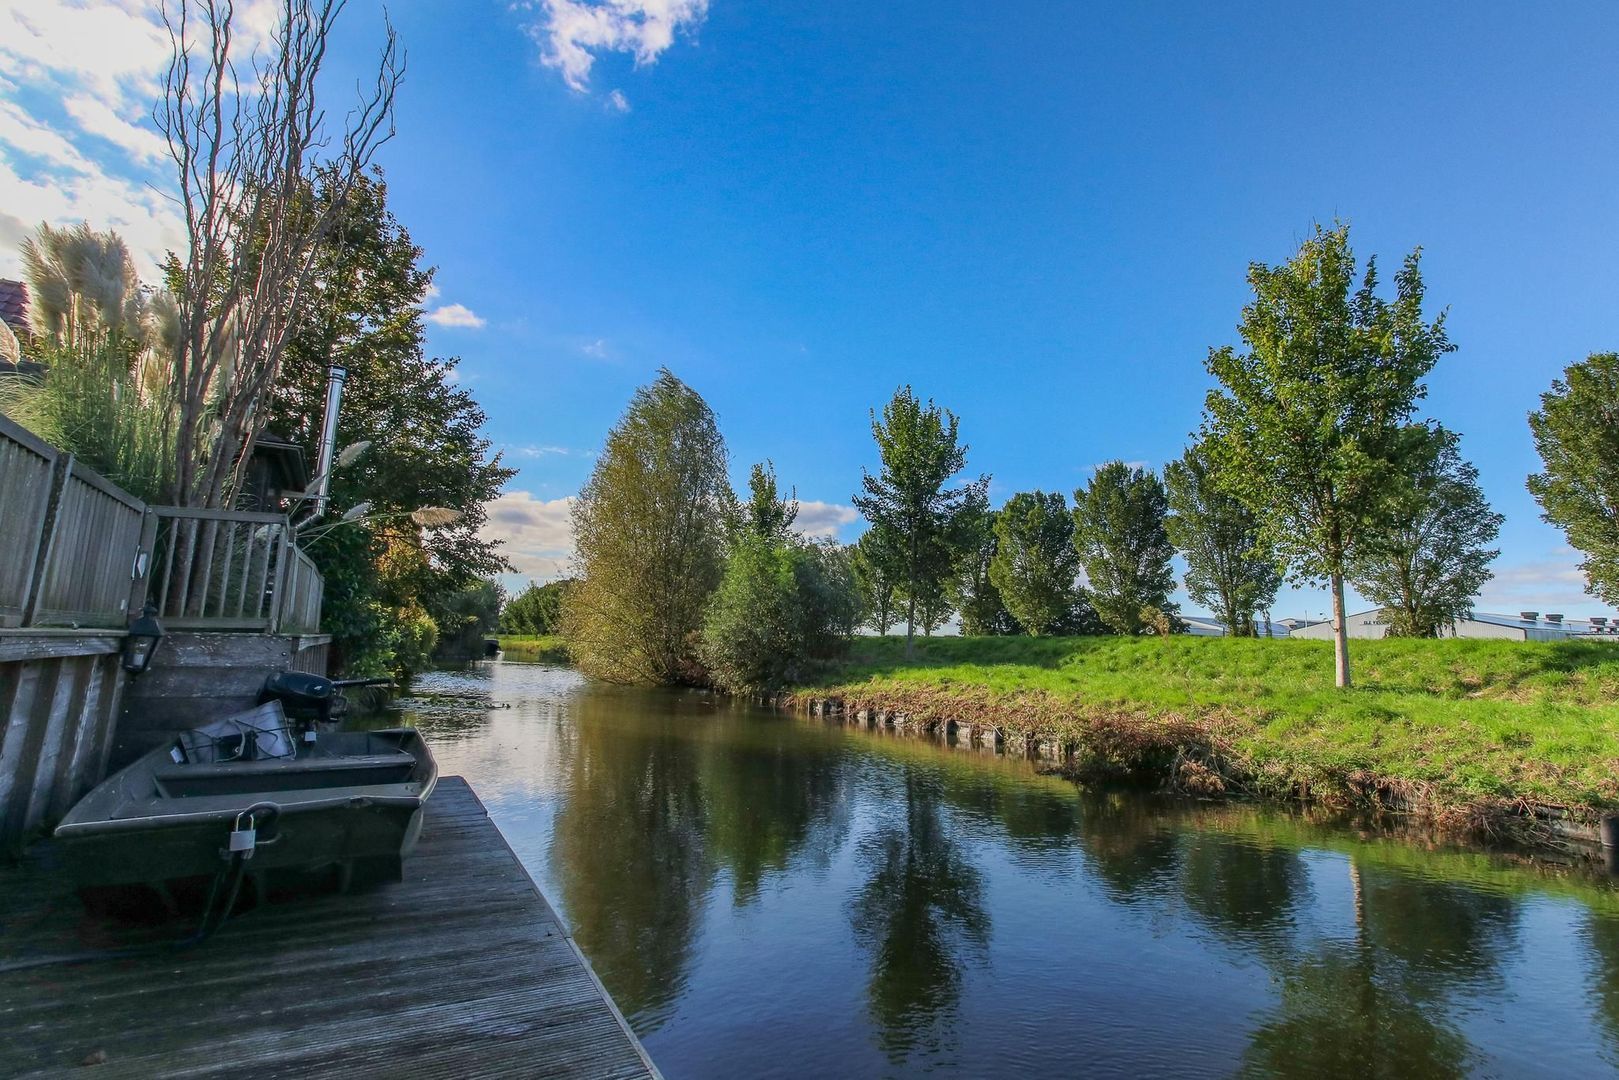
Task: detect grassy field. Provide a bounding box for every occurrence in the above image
[496,635,571,664]
[795,635,1619,819]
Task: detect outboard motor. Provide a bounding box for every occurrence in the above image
[259,671,342,740]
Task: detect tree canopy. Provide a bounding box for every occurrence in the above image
[1203,224,1453,685]
[563,369,733,684]
[1351,428,1501,636]
[1527,353,1619,606]
[1072,462,1177,635]
[266,170,512,674]
[853,386,988,656]
[1164,442,1282,637]
[989,491,1080,635]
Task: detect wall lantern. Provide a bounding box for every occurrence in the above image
[122,603,166,675]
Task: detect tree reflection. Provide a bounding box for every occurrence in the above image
[1180,834,1310,943]
[849,771,990,1064]
[1582,911,1619,1059]
[701,716,849,905]
[549,698,713,1028]
[1073,793,1184,902]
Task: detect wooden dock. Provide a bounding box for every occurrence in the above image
[0,777,661,1079]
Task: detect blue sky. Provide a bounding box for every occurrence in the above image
[3,1,1617,620]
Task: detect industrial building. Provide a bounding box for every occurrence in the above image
[1287,608,1619,642]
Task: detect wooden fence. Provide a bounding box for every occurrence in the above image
[0,413,322,635]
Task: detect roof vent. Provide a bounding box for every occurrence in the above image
[1546,613,1564,624]
[1520,611,1539,623]
[1592,616,1609,627]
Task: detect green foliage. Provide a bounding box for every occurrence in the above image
[501,579,576,634]
[1072,462,1176,635]
[852,386,988,654]
[1202,223,1453,684]
[264,170,514,675]
[0,223,177,501]
[700,535,860,693]
[496,634,571,663]
[851,531,899,634]
[1164,442,1281,636]
[949,503,1022,636]
[564,369,733,685]
[989,491,1079,635]
[799,634,1619,811]
[1528,352,1619,606]
[429,578,502,660]
[1351,427,1501,636]
[743,460,797,541]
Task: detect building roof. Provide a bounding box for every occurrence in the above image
[1180,615,1294,638]
[0,279,28,333]
[1463,610,1618,637]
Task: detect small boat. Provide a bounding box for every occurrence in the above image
[55,701,437,893]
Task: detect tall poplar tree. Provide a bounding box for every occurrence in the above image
[853,386,987,658]
[563,370,733,684]
[1164,443,1281,637]
[1527,353,1619,605]
[1203,225,1453,686]
[1072,462,1177,634]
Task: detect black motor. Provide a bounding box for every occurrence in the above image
[260,671,342,724]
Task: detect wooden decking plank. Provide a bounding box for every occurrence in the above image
[0,776,659,1080]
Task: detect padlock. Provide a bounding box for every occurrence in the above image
[229,826,256,854]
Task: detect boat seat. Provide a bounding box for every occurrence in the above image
[153,752,419,798]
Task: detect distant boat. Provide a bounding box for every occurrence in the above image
[55,702,437,894]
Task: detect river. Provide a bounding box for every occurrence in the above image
[388,660,1619,1078]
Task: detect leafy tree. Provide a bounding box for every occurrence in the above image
[851,531,898,634]
[1527,353,1619,605]
[1203,224,1453,686]
[989,491,1080,635]
[949,503,1022,636]
[853,386,988,657]
[700,535,859,693]
[563,369,732,684]
[501,579,576,634]
[1350,427,1501,636]
[1072,462,1177,635]
[743,460,797,541]
[267,171,513,674]
[429,578,503,659]
[1164,443,1282,637]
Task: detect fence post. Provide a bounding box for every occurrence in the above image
[20,453,74,627]
[127,508,159,620]
[271,522,293,635]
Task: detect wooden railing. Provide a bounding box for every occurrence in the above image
[0,414,322,634]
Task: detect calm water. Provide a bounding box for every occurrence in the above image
[390,661,1619,1079]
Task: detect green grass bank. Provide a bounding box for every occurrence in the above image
[496,635,571,664]
[790,635,1619,846]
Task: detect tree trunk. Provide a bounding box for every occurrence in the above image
[1331,569,1352,689]
[905,594,917,660]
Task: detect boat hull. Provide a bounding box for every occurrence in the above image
[55,728,437,892]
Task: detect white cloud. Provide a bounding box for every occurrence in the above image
[511,444,587,458]
[522,0,708,92]
[1476,550,1606,614]
[794,500,859,540]
[425,303,487,329]
[0,1,279,278]
[581,337,609,358]
[606,89,631,113]
[481,491,576,582]
[63,95,168,164]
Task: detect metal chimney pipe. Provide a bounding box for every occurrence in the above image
[312,364,348,518]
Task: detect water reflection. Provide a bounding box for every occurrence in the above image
[849,771,990,1064]
[383,662,1619,1079]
